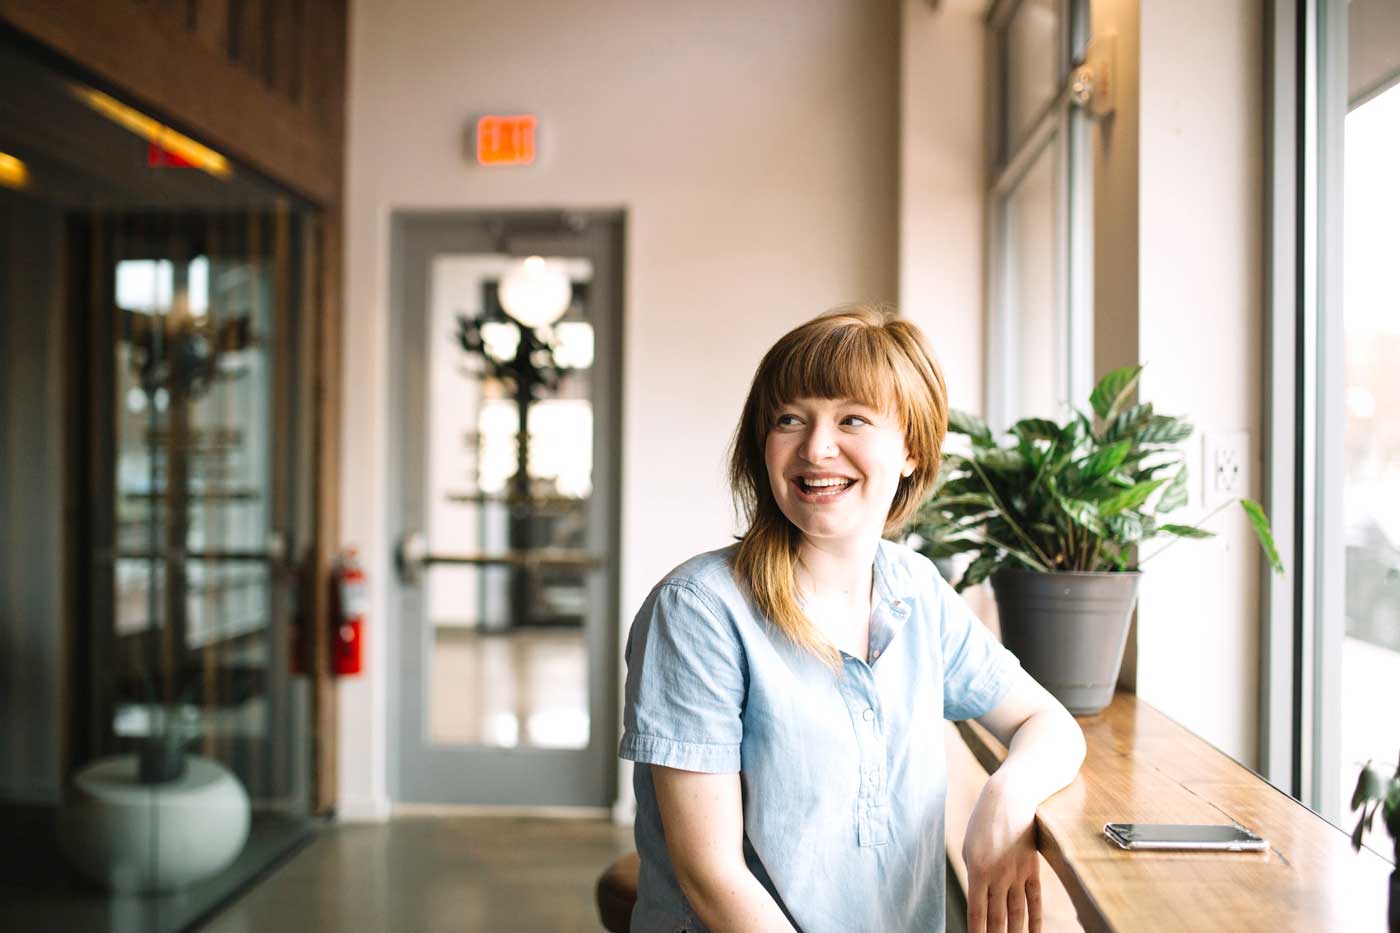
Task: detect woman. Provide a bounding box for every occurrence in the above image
[620,306,1085,933]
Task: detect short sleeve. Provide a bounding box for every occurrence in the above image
[936,572,1021,721]
[618,581,746,773]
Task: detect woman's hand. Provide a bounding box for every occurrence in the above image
[962,771,1042,933]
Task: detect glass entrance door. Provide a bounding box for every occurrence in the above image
[390,212,622,807]
[0,32,318,932]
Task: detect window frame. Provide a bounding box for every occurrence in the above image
[1261,0,1347,819]
[984,0,1093,432]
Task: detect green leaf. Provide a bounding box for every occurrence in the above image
[1158,523,1214,539]
[1351,810,1368,851]
[1384,784,1400,839]
[1075,440,1132,483]
[979,448,1029,474]
[1241,498,1285,574]
[1103,402,1154,443]
[982,535,1051,573]
[1099,478,1167,516]
[1080,481,1126,502]
[929,492,998,512]
[1010,418,1062,444]
[1055,494,1106,536]
[947,409,996,448]
[1133,456,1183,482]
[957,551,1000,592]
[1352,763,1385,811]
[918,537,983,559]
[1063,412,1091,449]
[1090,364,1143,422]
[1106,512,1146,543]
[1138,415,1195,445]
[1156,467,1189,513]
[931,476,979,499]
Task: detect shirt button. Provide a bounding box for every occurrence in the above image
[872,649,881,659]
[863,708,875,722]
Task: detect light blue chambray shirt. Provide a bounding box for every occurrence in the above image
[619,539,1021,933]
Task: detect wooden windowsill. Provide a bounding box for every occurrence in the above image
[954,692,1394,931]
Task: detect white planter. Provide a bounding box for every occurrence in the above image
[57,754,250,893]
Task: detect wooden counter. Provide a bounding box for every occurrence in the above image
[955,693,1395,932]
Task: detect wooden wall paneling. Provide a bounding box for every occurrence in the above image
[303,0,345,817]
[311,206,340,816]
[0,0,340,204]
[302,0,346,151]
[284,0,304,104]
[191,0,229,59]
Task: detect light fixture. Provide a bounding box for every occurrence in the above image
[553,322,595,370]
[497,256,572,329]
[479,320,522,363]
[69,85,232,180]
[0,152,29,190]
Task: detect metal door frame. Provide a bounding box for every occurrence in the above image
[386,210,623,807]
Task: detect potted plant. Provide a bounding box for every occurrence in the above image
[908,364,1283,714]
[1350,754,1400,932]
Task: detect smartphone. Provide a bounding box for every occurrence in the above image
[1102,822,1268,852]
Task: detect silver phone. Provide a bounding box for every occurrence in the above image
[1103,822,1268,852]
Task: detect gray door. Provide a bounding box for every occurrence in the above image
[389,212,622,807]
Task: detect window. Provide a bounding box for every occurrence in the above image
[986,0,1092,430]
[1267,0,1400,859]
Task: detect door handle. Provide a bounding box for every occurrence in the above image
[397,530,429,584]
[395,530,602,585]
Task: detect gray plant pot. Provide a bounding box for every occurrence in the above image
[989,569,1142,715]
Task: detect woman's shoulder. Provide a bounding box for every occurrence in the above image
[627,546,748,649]
[651,544,743,605]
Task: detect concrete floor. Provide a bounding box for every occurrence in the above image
[198,816,635,933]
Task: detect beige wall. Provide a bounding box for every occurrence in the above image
[900,0,988,415]
[1132,0,1265,767]
[339,0,903,819]
[338,0,1269,817]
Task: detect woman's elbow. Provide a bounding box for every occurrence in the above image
[1063,709,1087,773]
[673,862,745,923]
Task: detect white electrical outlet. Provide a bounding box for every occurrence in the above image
[1202,431,1249,509]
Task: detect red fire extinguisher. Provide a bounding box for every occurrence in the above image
[333,547,368,676]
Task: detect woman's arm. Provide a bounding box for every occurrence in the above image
[651,765,798,933]
[963,670,1087,933]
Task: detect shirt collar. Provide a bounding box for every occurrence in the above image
[873,539,918,607]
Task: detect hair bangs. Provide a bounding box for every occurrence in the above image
[756,320,909,432]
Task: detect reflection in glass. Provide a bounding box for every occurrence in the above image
[1340,81,1400,859]
[1004,139,1063,424]
[424,255,595,750]
[0,34,315,931]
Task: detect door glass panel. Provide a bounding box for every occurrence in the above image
[1340,79,1400,855]
[424,254,594,750]
[1004,138,1063,423]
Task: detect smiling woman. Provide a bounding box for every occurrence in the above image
[766,397,914,538]
[618,305,1087,933]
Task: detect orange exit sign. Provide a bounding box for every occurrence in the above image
[476,115,537,166]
